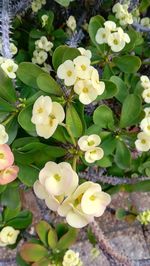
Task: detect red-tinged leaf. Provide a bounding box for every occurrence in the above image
[20,243,48,262]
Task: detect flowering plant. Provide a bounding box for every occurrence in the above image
[0,0,150,265]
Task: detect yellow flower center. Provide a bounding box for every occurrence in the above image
[90,195,96,201]
[102,34,106,38]
[37,107,43,113]
[113,39,119,45]
[7,66,13,72]
[7,232,13,237]
[81,64,86,71]
[90,150,96,154]
[0,153,4,159]
[147,93,150,97]
[49,114,56,126]
[82,87,89,93]
[67,70,72,77]
[147,125,150,131]
[141,139,146,144]
[54,174,61,182]
[88,140,95,146]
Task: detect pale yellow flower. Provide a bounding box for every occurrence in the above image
[63,250,83,266]
[74,55,91,79]
[90,68,105,95]
[78,134,101,151]
[1,59,18,79]
[57,60,77,86]
[36,36,53,52]
[142,89,150,103]
[74,79,98,105]
[41,14,49,27]
[140,75,150,89]
[78,47,92,59]
[140,117,150,135]
[31,95,52,125]
[10,43,18,55]
[0,227,20,246]
[135,132,150,152]
[85,147,104,163]
[95,28,109,44]
[66,16,76,32]
[144,107,150,117]
[107,32,126,52]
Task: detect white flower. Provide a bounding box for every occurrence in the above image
[58,182,111,228]
[31,1,42,12]
[10,43,18,55]
[140,75,150,89]
[1,59,18,79]
[142,89,150,103]
[35,102,65,139]
[0,226,20,246]
[34,162,79,211]
[41,14,49,27]
[36,36,53,52]
[31,95,52,125]
[0,124,8,144]
[112,3,122,13]
[85,147,104,163]
[135,132,150,152]
[66,16,76,32]
[32,50,48,65]
[63,250,83,266]
[117,27,130,43]
[141,17,150,27]
[78,47,92,59]
[104,21,116,31]
[144,107,150,117]
[57,60,77,86]
[140,117,150,135]
[78,134,101,151]
[95,28,109,44]
[74,79,98,105]
[107,32,125,52]
[90,68,105,95]
[74,56,91,80]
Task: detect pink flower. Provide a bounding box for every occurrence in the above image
[0,144,14,171]
[0,165,19,185]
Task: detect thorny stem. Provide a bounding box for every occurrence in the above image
[90,220,134,266]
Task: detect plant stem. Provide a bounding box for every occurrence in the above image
[2,112,16,126]
[72,155,78,171]
[61,123,76,147]
[90,220,134,266]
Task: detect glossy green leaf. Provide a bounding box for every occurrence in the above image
[93,105,114,130]
[17,62,45,89]
[66,104,83,138]
[0,97,16,112]
[36,220,51,246]
[37,73,62,96]
[56,227,78,250]
[6,116,18,145]
[18,104,37,136]
[6,210,32,229]
[20,243,48,262]
[0,68,17,103]
[48,228,58,249]
[88,15,105,52]
[120,94,142,128]
[62,47,80,62]
[114,140,131,170]
[110,76,128,103]
[113,55,141,73]
[97,80,118,100]
[18,164,39,187]
[0,187,20,209]
[52,45,68,70]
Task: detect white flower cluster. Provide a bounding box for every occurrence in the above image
[31,95,65,139]
[66,16,77,32]
[57,51,105,105]
[141,76,150,103]
[136,108,150,151]
[62,250,83,266]
[0,58,18,79]
[112,3,133,26]
[0,226,20,247]
[0,42,18,56]
[31,0,46,13]
[95,21,130,52]
[78,134,104,163]
[32,36,53,66]
[0,124,8,144]
[33,161,111,228]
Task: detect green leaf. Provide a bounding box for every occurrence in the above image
[3,205,21,222]
[6,210,32,229]
[139,0,150,12]
[48,228,58,249]
[113,55,141,73]
[18,164,39,187]
[56,227,78,250]
[120,94,142,128]
[37,73,62,96]
[0,97,16,112]
[17,63,45,89]
[66,104,83,138]
[97,80,118,100]
[114,140,131,170]
[20,243,48,262]
[55,0,73,7]
[52,45,68,70]
[110,76,128,103]
[18,104,37,136]
[36,220,51,246]
[0,187,20,209]
[62,47,80,62]
[6,116,18,145]
[96,156,112,167]
[88,15,105,52]
[93,105,114,130]
[0,68,17,103]
[101,135,116,156]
